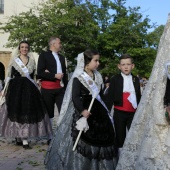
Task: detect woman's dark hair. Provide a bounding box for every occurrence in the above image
[84,49,99,66]
[18,40,30,51]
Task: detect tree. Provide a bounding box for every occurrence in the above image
[0,0,163,77]
[97,1,158,77]
[1,0,100,68]
[147,25,164,49]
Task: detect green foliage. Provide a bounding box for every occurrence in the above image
[97,3,157,77]
[0,0,164,77]
[147,25,164,49]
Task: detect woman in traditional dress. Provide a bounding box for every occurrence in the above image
[45,49,118,170]
[116,14,170,170]
[0,41,52,149]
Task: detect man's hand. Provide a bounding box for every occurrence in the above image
[45,69,63,80]
[55,73,64,80]
[45,69,50,72]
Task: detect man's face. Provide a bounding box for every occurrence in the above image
[53,38,62,52]
[118,58,134,75]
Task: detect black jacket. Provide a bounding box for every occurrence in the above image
[106,74,141,111]
[164,79,170,106]
[37,50,67,88]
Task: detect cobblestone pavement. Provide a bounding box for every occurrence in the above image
[0,137,48,170]
[0,106,59,170]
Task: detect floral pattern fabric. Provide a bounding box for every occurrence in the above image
[116,14,170,170]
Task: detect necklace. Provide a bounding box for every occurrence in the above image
[84,69,94,79]
[19,55,28,65]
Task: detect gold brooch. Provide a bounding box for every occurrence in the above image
[88,80,93,85]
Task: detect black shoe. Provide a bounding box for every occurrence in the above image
[23,144,32,149]
[47,139,51,145]
[15,138,23,146]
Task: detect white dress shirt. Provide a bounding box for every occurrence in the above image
[52,52,63,73]
[121,72,137,109]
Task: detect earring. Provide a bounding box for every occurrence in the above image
[85,64,89,70]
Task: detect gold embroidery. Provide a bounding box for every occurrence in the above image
[88,80,93,85]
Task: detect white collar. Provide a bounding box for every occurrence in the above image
[121,72,137,109]
[52,51,58,56]
[121,72,132,78]
[52,52,62,73]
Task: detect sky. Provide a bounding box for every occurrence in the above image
[125,0,170,26]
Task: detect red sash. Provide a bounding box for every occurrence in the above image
[41,80,62,89]
[114,92,136,112]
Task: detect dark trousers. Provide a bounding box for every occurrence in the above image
[114,108,135,148]
[41,87,65,118]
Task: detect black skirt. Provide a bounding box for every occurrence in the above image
[6,77,46,124]
[71,95,117,160]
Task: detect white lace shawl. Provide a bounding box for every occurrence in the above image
[56,53,103,127]
[116,14,170,170]
[6,50,36,79]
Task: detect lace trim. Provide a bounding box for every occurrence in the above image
[10,56,36,77]
[57,71,103,127]
[116,14,170,170]
[77,71,103,94]
[76,139,117,160]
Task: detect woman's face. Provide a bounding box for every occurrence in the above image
[87,54,100,71]
[19,43,29,55]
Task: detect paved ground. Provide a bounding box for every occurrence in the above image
[0,137,48,170]
[0,106,59,170]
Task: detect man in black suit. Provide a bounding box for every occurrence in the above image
[37,37,67,137]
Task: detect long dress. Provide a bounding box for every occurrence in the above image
[45,71,118,170]
[116,14,170,170]
[0,56,52,138]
